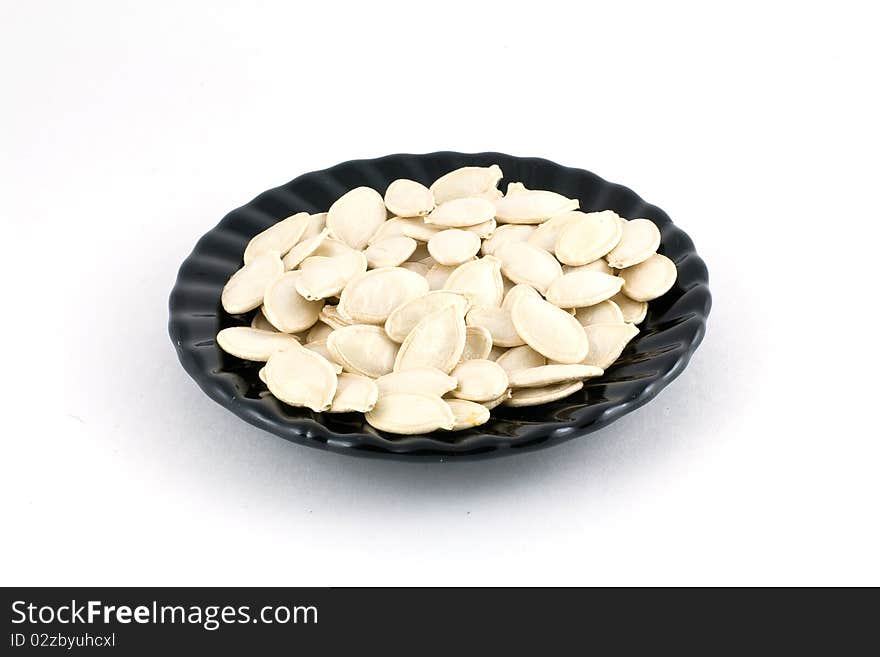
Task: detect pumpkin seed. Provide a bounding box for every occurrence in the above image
[508,364,603,388]
[426,263,458,290]
[430,164,503,205]
[574,299,624,326]
[313,237,357,258]
[374,216,444,243]
[611,292,648,324]
[449,359,509,402]
[526,210,581,251]
[495,241,562,295]
[365,393,456,433]
[428,229,482,265]
[263,270,324,333]
[487,345,508,361]
[384,179,435,217]
[545,270,623,308]
[318,304,352,330]
[338,266,429,324]
[460,325,493,361]
[579,322,639,369]
[295,250,368,300]
[605,218,661,269]
[466,306,524,347]
[409,242,431,262]
[384,290,469,342]
[393,304,467,373]
[375,367,458,397]
[506,182,528,195]
[326,324,398,378]
[443,256,504,307]
[426,197,497,228]
[444,399,491,431]
[221,251,283,314]
[619,253,677,301]
[555,210,622,266]
[258,367,267,384]
[399,261,430,277]
[243,212,310,264]
[251,307,277,331]
[493,189,579,224]
[306,321,334,343]
[505,381,583,407]
[329,373,379,413]
[501,283,540,312]
[563,259,614,276]
[481,224,535,256]
[217,327,299,361]
[265,347,338,412]
[495,344,546,374]
[482,390,511,410]
[282,228,330,270]
[364,236,418,268]
[510,294,588,364]
[326,187,387,250]
[466,218,496,239]
[302,339,344,373]
[301,212,327,241]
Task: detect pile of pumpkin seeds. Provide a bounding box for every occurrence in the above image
[217,164,676,434]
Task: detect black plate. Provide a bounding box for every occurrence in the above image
[168,152,711,461]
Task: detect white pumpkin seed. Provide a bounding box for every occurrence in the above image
[329,373,379,413]
[409,242,431,261]
[495,345,546,375]
[481,223,535,256]
[364,236,418,268]
[365,393,455,433]
[510,294,588,364]
[326,324,398,378]
[217,327,299,361]
[221,251,283,314]
[619,254,677,301]
[384,178,435,217]
[449,359,509,402]
[243,212,310,264]
[384,290,470,342]
[493,189,579,224]
[545,270,623,308]
[444,399,491,431]
[526,210,581,251]
[426,263,458,290]
[487,345,508,361]
[399,261,430,277]
[574,299,624,326]
[605,218,661,269]
[466,218,496,239]
[262,271,324,333]
[466,306,524,347]
[326,187,386,250]
[555,210,622,266]
[580,322,639,369]
[611,292,648,324]
[306,321,334,343]
[338,266,430,324]
[505,381,583,407]
[251,307,277,331]
[430,164,503,205]
[428,229,482,266]
[282,228,330,270]
[312,237,357,258]
[393,304,467,373]
[495,241,562,295]
[258,367,267,384]
[369,216,443,243]
[375,368,458,397]
[318,304,351,330]
[295,250,367,300]
[506,182,528,195]
[482,390,511,410]
[501,283,540,312]
[508,364,603,388]
[563,259,614,276]
[460,325,493,361]
[426,197,497,228]
[443,256,504,307]
[265,347,337,412]
[302,339,344,373]
[301,212,327,241]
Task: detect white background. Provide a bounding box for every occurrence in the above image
[1,1,877,586]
